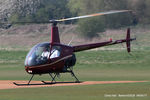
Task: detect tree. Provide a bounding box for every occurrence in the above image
[77,17,105,38]
[68,0,133,38]
[33,0,72,22]
[127,0,150,24]
[103,0,133,28]
[9,0,72,22]
[68,0,106,38]
[144,0,150,24]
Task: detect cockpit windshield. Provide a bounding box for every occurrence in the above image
[25,43,61,67]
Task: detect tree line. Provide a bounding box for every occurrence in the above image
[8,0,150,38]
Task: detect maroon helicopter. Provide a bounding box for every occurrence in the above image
[12,10,135,85]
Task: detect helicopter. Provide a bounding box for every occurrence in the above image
[2,10,136,85]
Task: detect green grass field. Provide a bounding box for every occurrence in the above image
[0,48,150,100]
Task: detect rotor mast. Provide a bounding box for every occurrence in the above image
[51,21,60,44]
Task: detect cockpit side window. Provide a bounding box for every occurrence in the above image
[25,43,61,67]
[50,46,61,59]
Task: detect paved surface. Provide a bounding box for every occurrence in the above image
[0,80,148,90]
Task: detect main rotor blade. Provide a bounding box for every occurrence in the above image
[1,10,131,27]
[55,10,131,22]
[11,21,50,24]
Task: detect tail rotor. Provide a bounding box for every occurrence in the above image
[126,28,131,53]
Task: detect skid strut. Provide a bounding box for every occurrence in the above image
[70,70,80,83]
[27,74,34,84]
[49,73,57,83]
[13,74,35,86]
[42,70,80,84]
[42,73,58,84]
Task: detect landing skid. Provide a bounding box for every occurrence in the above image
[41,81,80,84]
[13,70,80,86]
[13,82,54,86]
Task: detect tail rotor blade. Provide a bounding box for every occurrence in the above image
[126,28,131,53]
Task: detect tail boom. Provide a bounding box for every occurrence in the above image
[73,28,136,52]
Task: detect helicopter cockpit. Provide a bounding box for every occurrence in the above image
[25,43,61,67]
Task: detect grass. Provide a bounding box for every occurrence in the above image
[0,48,150,100]
[0,83,149,100]
[0,49,150,81]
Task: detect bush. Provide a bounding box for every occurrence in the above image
[9,0,72,23]
[105,13,134,29]
[77,17,105,38]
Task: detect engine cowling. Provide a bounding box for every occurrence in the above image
[65,54,76,68]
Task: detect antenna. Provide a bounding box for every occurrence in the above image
[68,36,74,46]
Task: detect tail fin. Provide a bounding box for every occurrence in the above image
[126,28,131,53]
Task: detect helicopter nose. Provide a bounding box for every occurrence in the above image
[25,66,33,74]
[28,70,33,74]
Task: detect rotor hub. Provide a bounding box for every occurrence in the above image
[49,20,58,26]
